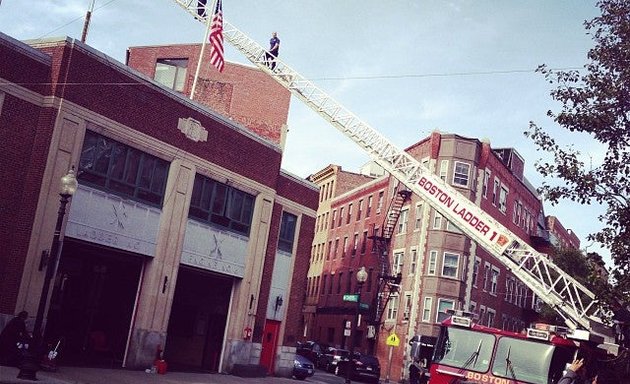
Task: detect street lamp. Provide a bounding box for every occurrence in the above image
[19,168,78,380]
[346,266,368,384]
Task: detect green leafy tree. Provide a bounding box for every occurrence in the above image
[525,0,630,298]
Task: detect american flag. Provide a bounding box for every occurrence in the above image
[208,0,224,72]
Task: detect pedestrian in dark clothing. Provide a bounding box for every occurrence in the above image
[266,32,280,70]
[409,359,424,384]
[0,311,29,366]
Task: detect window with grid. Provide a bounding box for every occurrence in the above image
[387,294,399,320]
[487,309,495,327]
[403,293,412,320]
[433,212,443,229]
[499,186,508,213]
[427,250,437,275]
[398,208,409,234]
[188,173,256,236]
[422,297,432,322]
[414,203,423,230]
[442,252,459,278]
[79,130,170,207]
[410,249,417,274]
[439,160,449,181]
[453,162,470,187]
[490,268,499,295]
[492,178,500,206]
[393,251,404,275]
[278,212,297,253]
[154,58,188,92]
[483,264,491,291]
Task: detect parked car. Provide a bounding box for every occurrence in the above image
[317,347,350,372]
[296,340,324,365]
[293,354,315,380]
[334,353,381,383]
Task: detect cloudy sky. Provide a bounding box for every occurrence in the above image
[0,0,611,264]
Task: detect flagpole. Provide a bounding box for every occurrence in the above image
[190,0,218,100]
[81,0,96,43]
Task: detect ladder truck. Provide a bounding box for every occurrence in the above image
[172,2,628,382]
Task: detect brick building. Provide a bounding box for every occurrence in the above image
[307,132,569,382]
[0,32,317,376]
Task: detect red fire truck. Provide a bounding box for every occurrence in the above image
[424,310,620,384]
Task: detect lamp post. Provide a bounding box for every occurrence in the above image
[346,266,368,384]
[19,168,78,380]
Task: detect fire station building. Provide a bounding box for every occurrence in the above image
[0,32,317,375]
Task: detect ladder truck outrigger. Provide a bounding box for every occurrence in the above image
[173,2,629,382]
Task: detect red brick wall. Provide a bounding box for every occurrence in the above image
[126,44,290,145]
[39,43,283,189]
[0,40,56,313]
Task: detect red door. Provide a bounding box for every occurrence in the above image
[260,320,280,375]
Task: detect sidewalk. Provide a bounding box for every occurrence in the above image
[0,366,301,384]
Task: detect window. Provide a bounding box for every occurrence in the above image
[446,220,462,233]
[347,203,353,224]
[490,268,500,295]
[398,208,409,234]
[422,297,433,322]
[324,212,329,230]
[338,207,344,226]
[499,185,508,213]
[439,160,449,181]
[433,212,442,229]
[361,231,368,254]
[327,240,332,260]
[154,58,188,92]
[483,263,491,291]
[414,203,423,230]
[342,236,348,257]
[367,195,373,217]
[188,173,256,235]
[332,210,337,228]
[278,212,298,253]
[387,294,399,320]
[393,251,404,275]
[506,277,514,303]
[376,191,384,213]
[337,273,343,294]
[492,178,500,206]
[482,170,490,198]
[472,258,480,287]
[403,293,412,320]
[436,298,455,322]
[487,308,497,327]
[453,162,470,187]
[347,271,353,293]
[442,252,459,278]
[79,130,170,207]
[352,233,358,256]
[334,238,339,259]
[427,250,437,275]
[357,199,363,220]
[367,268,373,292]
[410,248,417,274]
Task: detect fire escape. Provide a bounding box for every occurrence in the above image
[369,182,411,331]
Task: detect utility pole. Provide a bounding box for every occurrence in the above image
[81,0,96,43]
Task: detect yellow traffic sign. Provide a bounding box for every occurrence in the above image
[386,333,400,347]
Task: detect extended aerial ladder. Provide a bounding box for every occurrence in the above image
[173,0,614,341]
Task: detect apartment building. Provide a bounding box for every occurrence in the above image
[307,132,578,382]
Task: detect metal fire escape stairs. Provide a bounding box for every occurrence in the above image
[174,0,615,343]
[370,183,411,326]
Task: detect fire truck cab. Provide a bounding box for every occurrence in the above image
[428,311,605,384]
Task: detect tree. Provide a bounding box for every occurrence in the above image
[525,0,630,298]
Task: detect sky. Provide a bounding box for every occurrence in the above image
[0,1,612,265]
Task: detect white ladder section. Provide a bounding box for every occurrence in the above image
[173,0,607,334]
